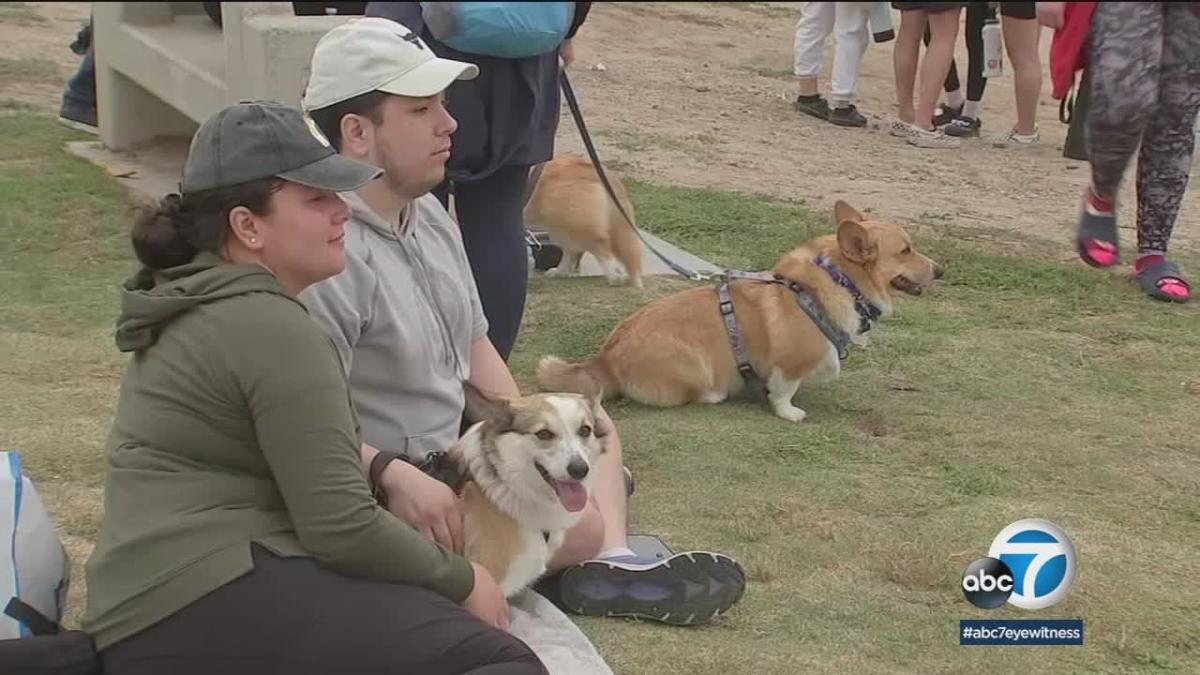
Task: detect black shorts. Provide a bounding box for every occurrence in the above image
[1000,2,1036,20]
[892,2,966,13]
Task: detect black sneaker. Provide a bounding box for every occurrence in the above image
[932,102,963,127]
[556,550,746,626]
[943,115,982,137]
[828,104,867,127]
[528,231,563,271]
[793,94,830,121]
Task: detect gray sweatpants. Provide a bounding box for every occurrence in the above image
[1088,1,1200,254]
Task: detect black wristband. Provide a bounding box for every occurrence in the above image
[368,451,403,509]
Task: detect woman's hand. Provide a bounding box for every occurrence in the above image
[381,460,464,554]
[463,562,511,631]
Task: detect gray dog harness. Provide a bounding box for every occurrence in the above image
[716,260,875,402]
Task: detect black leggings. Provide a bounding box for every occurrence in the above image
[435,165,532,362]
[100,545,547,675]
[925,1,993,102]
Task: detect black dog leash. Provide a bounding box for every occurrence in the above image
[558,70,709,282]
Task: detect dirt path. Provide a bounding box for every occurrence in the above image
[5,1,1197,257]
[559,2,1200,258]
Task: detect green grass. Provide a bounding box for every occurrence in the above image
[3,113,1200,673]
[0,98,39,112]
[515,182,1200,673]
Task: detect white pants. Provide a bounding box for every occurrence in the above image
[792,2,871,106]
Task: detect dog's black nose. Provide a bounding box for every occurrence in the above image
[934,263,945,280]
[566,459,589,480]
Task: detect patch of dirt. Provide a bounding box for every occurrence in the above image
[3,1,1196,259]
[0,3,88,111]
[556,2,1200,257]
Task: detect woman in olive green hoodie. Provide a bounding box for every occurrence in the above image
[83,102,545,674]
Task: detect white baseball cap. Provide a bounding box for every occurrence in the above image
[303,17,479,112]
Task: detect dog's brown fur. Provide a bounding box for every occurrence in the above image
[524,154,644,288]
[536,200,943,422]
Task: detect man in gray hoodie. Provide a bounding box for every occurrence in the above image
[299,17,745,626]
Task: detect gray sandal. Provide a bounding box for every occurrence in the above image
[1077,208,1120,268]
[1137,258,1191,303]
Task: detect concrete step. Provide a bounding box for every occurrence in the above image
[113,17,227,124]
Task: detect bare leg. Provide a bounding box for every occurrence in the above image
[893,10,926,125]
[916,9,962,131]
[1003,16,1043,135]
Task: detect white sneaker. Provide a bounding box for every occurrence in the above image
[906,126,961,148]
[993,127,1039,147]
[889,118,916,138]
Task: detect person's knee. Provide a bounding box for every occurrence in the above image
[569,502,606,557]
[551,502,605,568]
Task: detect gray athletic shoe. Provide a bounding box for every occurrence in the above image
[557,550,746,626]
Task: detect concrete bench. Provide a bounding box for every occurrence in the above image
[92,2,350,151]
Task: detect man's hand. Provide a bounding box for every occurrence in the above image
[380,460,464,554]
[464,562,511,631]
[1036,2,1065,30]
[559,38,575,69]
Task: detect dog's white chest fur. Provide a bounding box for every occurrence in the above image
[501,529,566,597]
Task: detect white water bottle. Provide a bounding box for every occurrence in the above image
[983,17,1003,78]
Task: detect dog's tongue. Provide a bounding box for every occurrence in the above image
[553,480,588,512]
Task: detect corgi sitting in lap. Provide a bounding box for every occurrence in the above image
[450,382,606,598]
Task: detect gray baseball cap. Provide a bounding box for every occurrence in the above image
[181,101,382,193]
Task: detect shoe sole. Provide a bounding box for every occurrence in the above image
[828,116,866,128]
[993,139,1038,148]
[795,107,829,121]
[57,116,98,136]
[558,552,746,626]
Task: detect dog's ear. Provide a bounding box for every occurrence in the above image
[833,200,864,226]
[585,392,609,451]
[837,218,877,264]
[462,380,514,430]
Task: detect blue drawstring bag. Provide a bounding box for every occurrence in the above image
[420,2,575,59]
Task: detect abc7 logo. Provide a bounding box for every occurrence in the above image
[961,519,1077,610]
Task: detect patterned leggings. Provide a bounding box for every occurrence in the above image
[1088,1,1200,254]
